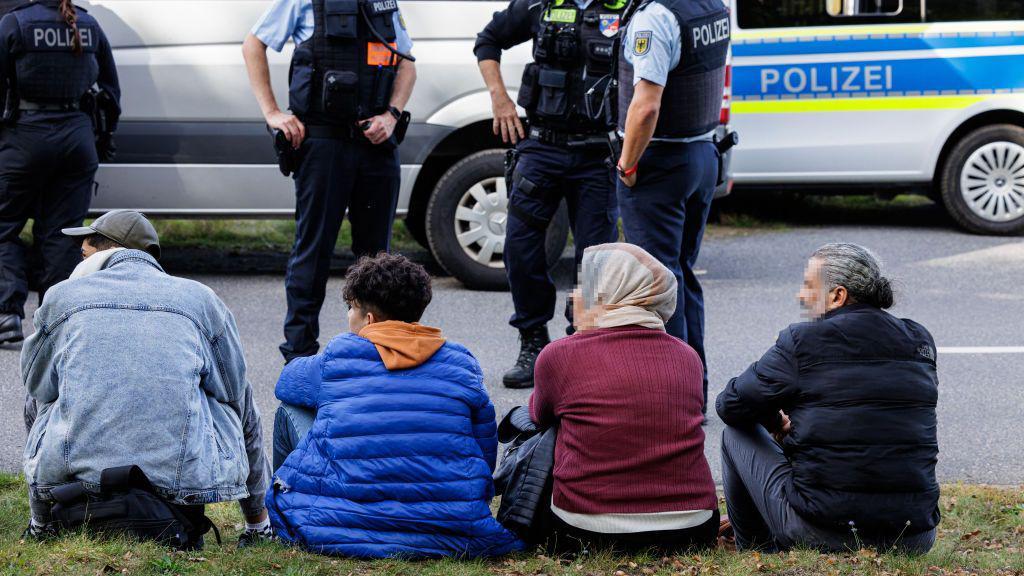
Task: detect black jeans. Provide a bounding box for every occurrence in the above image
[720,425,937,553]
[0,111,97,317]
[281,137,400,361]
[544,509,720,556]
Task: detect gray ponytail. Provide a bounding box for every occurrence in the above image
[811,243,895,309]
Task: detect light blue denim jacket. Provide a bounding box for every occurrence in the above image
[22,250,269,514]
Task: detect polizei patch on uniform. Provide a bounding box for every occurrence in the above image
[367,0,398,15]
[599,14,620,38]
[633,31,652,56]
[27,23,96,51]
[691,16,729,50]
[544,7,577,23]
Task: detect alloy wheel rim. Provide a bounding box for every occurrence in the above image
[453,177,508,269]
[960,141,1024,223]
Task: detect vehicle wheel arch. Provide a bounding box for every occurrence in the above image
[932,108,1024,183]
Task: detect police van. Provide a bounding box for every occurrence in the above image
[75,0,733,289]
[729,0,1024,234]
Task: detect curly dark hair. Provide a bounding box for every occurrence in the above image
[342,253,432,322]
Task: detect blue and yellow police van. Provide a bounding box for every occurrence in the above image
[729,0,1024,234]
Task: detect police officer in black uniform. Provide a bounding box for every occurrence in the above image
[0,0,120,345]
[476,0,625,389]
[243,0,416,362]
[615,0,729,408]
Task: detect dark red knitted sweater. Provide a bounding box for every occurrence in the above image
[529,326,717,514]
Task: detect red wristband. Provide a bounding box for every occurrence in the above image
[617,163,638,177]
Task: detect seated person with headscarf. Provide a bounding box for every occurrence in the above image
[717,243,939,553]
[528,243,719,554]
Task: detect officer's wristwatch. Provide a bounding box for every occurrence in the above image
[387,106,402,121]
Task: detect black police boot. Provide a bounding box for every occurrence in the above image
[0,314,23,345]
[502,326,550,389]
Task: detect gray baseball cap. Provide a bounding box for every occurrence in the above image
[62,210,161,260]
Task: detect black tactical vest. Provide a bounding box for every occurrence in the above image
[9,1,100,103]
[516,0,627,134]
[618,0,728,138]
[289,0,400,126]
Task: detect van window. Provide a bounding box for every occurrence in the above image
[926,0,1024,22]
[826,0,902,17]
[737,0,918,28]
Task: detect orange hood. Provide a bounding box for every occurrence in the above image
[358,321,446,371]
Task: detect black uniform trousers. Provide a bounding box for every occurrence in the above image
[0,111,97,317]
[505,138,618,332]
[617,140,718,407]
[281,135,400,362]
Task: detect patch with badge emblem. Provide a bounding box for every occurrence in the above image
[598,14,620,38]
[633,30,652,56]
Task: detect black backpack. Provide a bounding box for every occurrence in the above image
[48,465,220,550]
[493,407,557,544]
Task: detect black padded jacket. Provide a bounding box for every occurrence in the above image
[716,304,941,537]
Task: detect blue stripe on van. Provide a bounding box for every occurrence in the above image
[732,33,1024,57]
[733,54,1024,99]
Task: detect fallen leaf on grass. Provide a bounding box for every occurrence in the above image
[960,529,982,541]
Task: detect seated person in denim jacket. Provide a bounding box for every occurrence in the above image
[21,210,272,547]
[267,253,523,559]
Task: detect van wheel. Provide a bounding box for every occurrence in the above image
[425,150,569,291]
[940,124,1024,235]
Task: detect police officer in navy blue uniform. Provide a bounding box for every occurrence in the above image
[243,0,416,362]
[615,0,729,408]
[0,0,119,345]
[476,0,625,389]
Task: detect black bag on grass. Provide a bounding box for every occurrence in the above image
[48,465,220,550]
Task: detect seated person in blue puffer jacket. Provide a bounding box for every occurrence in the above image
[266,253,524,559]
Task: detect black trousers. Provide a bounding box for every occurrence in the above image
[544,509,720,556]
[0,111,97,317]
[280,136,400,361]
[617,141,719,407]
[505,138,618,332]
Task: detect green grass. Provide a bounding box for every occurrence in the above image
[18,220,422,254]
[1,475,1021,576]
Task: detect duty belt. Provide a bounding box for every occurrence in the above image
[528,126,606,148]
[305,124,359,140]
[19,100,80,112]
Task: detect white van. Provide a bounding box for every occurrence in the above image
[81,0,733,289]
[729,0,1024,234]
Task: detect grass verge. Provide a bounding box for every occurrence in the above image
[19,220,422,255]
[1,475,1021,576]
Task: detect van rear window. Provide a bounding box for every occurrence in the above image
[926,0,1024,22]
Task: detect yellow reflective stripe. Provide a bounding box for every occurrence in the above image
[732,95,986,114]
[733,21,1024,41]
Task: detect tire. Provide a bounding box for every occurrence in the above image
[939,124,1024,235]
[425,149,569,291]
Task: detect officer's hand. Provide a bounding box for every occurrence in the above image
[619,171,637,188]
[492,94,525,145]
[267,110,306,148]
[360,113,397,146]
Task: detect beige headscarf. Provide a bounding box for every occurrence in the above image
[573,243,678,332]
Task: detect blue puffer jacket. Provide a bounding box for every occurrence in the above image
[266,331,524,558]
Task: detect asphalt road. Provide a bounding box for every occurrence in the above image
[2,218,1023,486]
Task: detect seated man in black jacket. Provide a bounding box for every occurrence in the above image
[716,243,940,553]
